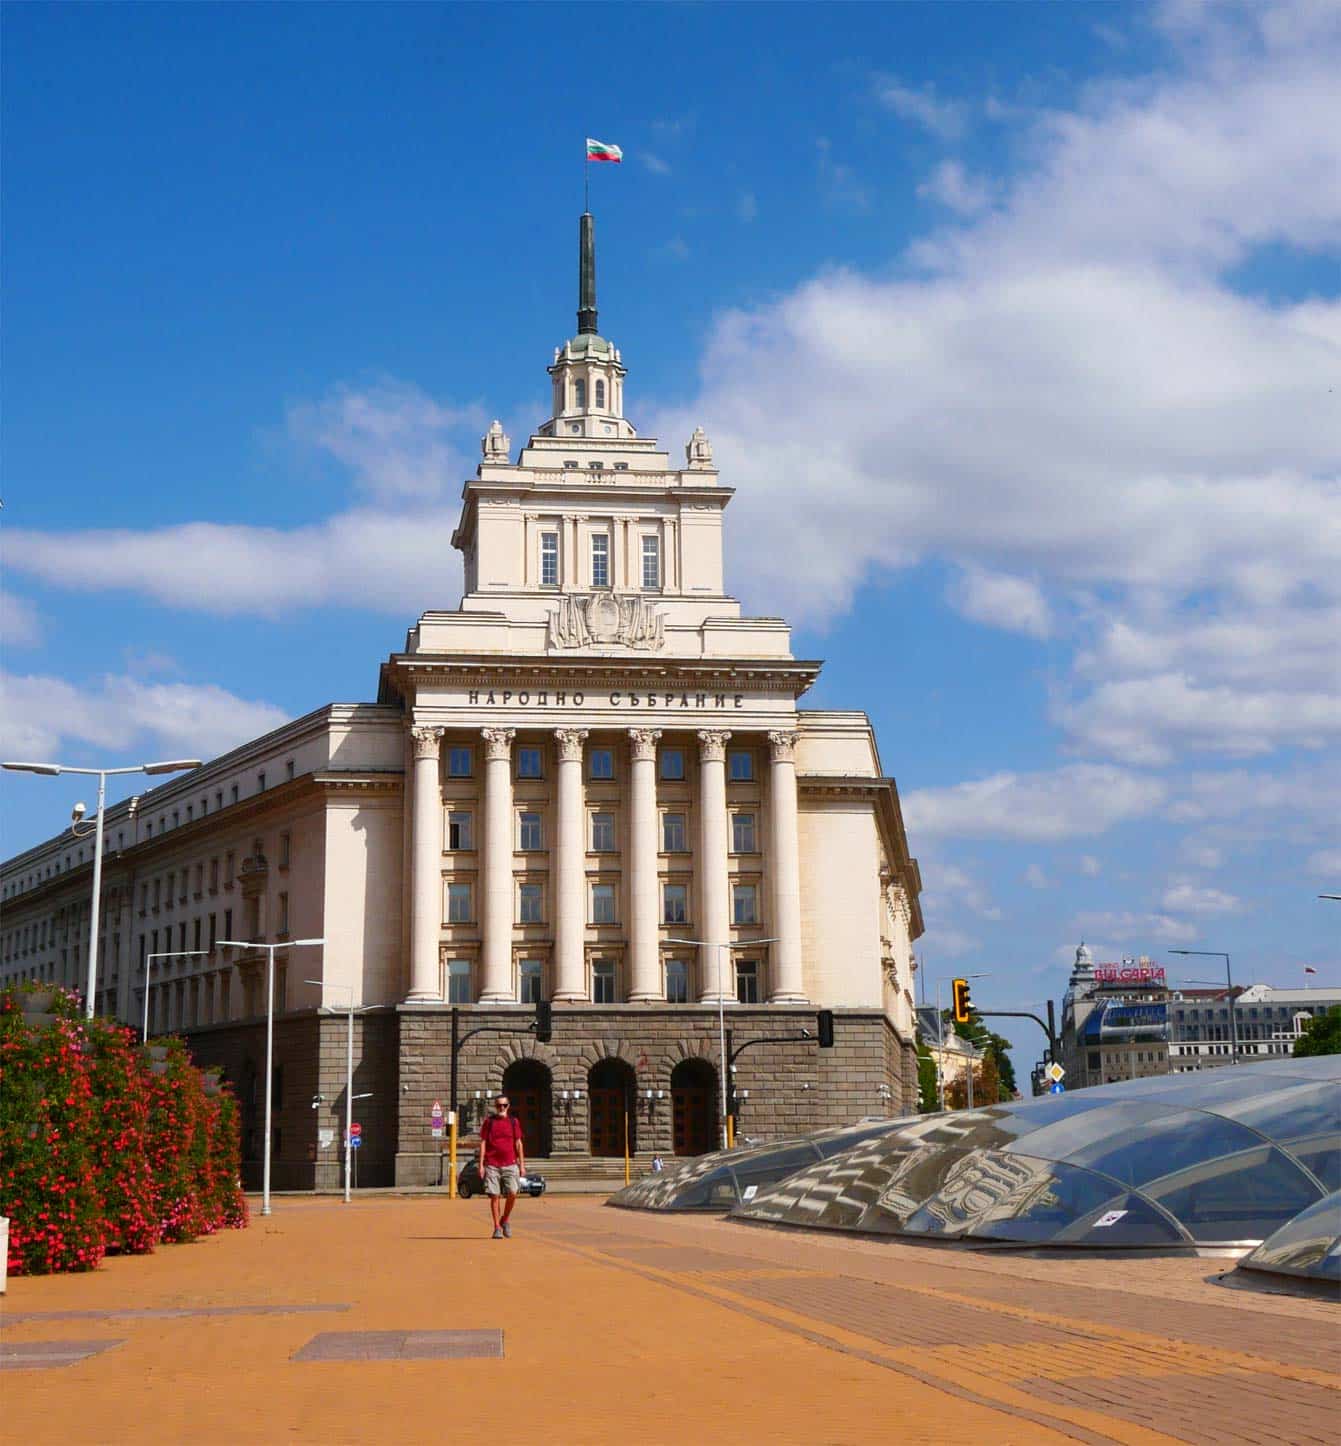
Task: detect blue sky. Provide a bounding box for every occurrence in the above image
[5,2,1339,1058]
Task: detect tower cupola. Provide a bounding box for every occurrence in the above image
[542,211,636,441]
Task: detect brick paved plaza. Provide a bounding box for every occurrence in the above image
[1,1194,1335,1444]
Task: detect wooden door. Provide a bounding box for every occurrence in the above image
[508,1090,545,1160]
[673,1086,714,1156]
[589,1088,626,1157]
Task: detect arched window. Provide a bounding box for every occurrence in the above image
[573,379,587,408]
[594,378,606,408]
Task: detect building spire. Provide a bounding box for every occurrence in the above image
[578,211,597,335]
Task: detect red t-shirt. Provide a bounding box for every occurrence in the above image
[480,1114,522,1167]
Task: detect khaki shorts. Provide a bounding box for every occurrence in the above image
[483,1164,520,1197]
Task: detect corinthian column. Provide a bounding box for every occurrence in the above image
[627,728,662,1002]
[767,730,807,1002]
[697,729,731,1002]
[552,728,589,1002]
[479,727,516,1003]
[407,726,445,1001]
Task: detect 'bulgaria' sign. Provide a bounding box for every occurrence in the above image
[1094,965,1166,983]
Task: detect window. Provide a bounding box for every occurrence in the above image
[279,832,291,868]
[519,883,543,924]
[447,882,473,923]
[193,864,203,896]
[448,811,474,851]
[448,746,473,778]
[178,922,187,951]
[594,378,606,408]
[732,813,757,853]
[446,960,472,1004]
[154,879,162,909]
[666,959,689,1004]
[736,960,760,1004]
[591,812,615,852]
[592,959,615,1004]
[231,785,239,804]
[223,909,233,941]
[286,759,295,781]
[517,747,543,779]
[186,805,193,822]
[563,459,579,469]
[588,460,604,472]
[278,892,289,933]
[589,747,614,780]
[173,810,179,828]
[591,533,609,588]
[215,791,223,812]
[193,918,202,951]
[573,379,586,408]
[659,748,685,781]
[225,852,235,885]
[614,461,628,471]
[518,811,543,850]
[641,535,660,590]
[209,914,217,952]
[592,883,616,925]
[728,750,754,782]
[257,772,266,792]
[663,883,688,925]
[519,959,542,1004]
[540,531,559,586]
[209,858,219,891]
[662,812,686,852]
[733,883,758,925]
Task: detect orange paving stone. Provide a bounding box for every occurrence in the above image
[0,1194,1335,1445]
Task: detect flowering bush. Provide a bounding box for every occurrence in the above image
[0,983,247,1276]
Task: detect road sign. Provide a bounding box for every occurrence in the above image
[350,1121,362,1137]
[318,1128,336,1150]
[431,1126,444,1140]
[348,1134,363,1149]
[1046,1062,1066,1083]
[431,1100,444,1119]
[1049,1081,1066,1095]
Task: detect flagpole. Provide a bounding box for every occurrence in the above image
[584,154,589,212]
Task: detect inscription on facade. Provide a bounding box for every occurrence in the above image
[464,688,748,710]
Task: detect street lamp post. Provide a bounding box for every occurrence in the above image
[3,758,202,1018]
[1171,949,1237,1064]
[143,950,208,1039]
[219,937,324,1217]
[304,979,363,1205]
[666,936,779,1146]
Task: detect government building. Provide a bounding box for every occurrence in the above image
[1,215,924,1186]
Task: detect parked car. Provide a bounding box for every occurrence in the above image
[456,1158,547,1199]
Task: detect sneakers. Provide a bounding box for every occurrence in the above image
[501,1220,512,1238]
[491,1227,503,1239]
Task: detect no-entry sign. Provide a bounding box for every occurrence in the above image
[350,1122,362,1138]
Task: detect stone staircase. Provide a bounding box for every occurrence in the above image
[528,1155,655,1193]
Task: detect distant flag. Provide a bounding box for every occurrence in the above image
[586,138,623,163]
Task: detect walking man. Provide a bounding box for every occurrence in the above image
[478,1094,524,1239]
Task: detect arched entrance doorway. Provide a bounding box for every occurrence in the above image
[588,1058,636,1157]
[502,1059,553,1159]
[671,1058,717,1156]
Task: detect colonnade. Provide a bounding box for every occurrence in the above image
[405,724,806,1006]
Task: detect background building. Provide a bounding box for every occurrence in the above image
[1,213,923,1185]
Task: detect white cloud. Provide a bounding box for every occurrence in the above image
[4,508,464,618]
[1079,854,1103,876]
[926,863,1002,920]
[946,567,1052,639]
[286,380,483,504]
[1307,849,1341,877]
[1180,841,1223,870]
[917,160,993,215]
[655,237,690,263]
[642,152,671,176]
[815,137,870,212]
[1161,881,1243,914]
[904,764,1165,841]
[0,671,290,762]
[874,78,967,140]
[0,588,42,648]
[737,191,758,223]
[1024,863,1051,889]
[1072,910,1199,943]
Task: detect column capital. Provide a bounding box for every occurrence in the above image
[409,725,445,761]
[627,728,662,762]
[767,729,799,763]
[480,727,516,762]
[553,727,590,763]
[696,729,732,762]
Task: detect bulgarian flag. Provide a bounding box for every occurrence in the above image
[586,137,623,163]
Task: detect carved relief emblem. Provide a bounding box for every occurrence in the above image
[547,593,665,651]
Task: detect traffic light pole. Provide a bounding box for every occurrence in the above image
[973,1007,1059,1061]
[725,1028,821,1141]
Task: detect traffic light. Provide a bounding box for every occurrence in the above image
[817,1009,835,1048]
[951,977,972,1025]
[534,1000,553,1043]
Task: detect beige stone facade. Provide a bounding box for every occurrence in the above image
[1,215,922,1178]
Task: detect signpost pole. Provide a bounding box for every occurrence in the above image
[449,1008,459,1199]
